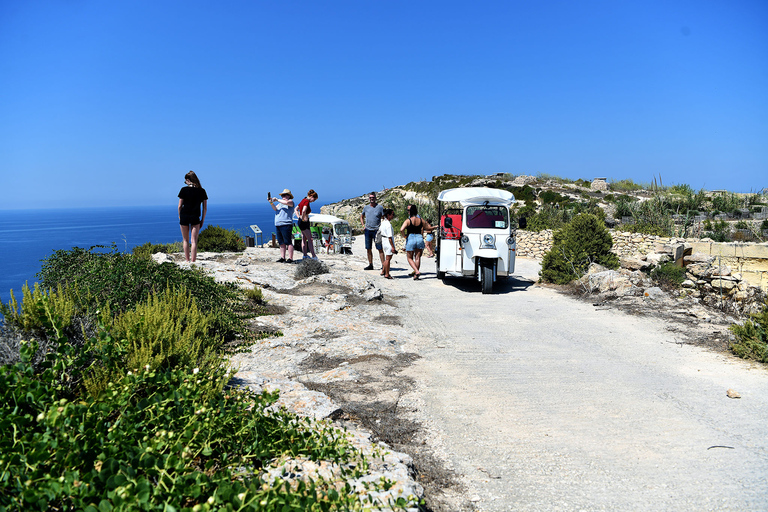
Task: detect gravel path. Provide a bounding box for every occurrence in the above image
[378,249,768,511]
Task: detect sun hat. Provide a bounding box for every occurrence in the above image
[280,189,293,199]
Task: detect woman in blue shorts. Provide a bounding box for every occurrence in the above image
[399,205,434,280]
[269,188,295,263]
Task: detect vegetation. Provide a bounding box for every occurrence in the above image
[34,246,249,344]
[540,214,619,285]
[295,259,330,279]
[197,225,246,252]
[0,247,415,510]
[650,262,687,288]
[132,241,182,259]
[729,299,768,363]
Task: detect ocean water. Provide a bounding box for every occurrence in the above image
[0,202,299,305]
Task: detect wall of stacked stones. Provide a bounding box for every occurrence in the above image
[517,229,768,290]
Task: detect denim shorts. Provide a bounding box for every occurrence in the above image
[405,233,425,251]
[364,228,383,251]
[275,224,293,246]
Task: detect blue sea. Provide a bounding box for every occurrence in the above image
[0,201,334,306]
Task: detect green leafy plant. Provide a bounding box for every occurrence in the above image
[650,262,686,288]
[729,299,768,363]
[36,246,248,344]
[197,225,246,252]
[540,214,619,285]
[132,241,182,259]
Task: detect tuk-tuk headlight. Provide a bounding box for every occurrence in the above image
[461,235,469,244]
[481,234,496,249]
[506,236,515,245]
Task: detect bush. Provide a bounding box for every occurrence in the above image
[729,300,768,363]
[616,223,672,237]
[650,262,686,288]
[36,247,248,343]
[132,241,182,259]
[197,225,246,252]
[295,259,330,279]
[0,337,391,510]
[540,214,619,285]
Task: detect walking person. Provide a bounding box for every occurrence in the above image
[269,188,295,263]
[361,191,385,270]
[380,208,397,279]
[400,204,434,280]
[296,189,319,260]
[178,170,208,263]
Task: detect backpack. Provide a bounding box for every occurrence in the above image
[375,227,383,245]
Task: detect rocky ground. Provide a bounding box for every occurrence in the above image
[154,238,764,511]
[154,247,441,510]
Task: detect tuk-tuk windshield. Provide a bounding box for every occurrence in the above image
[334,223,350,235]
[465,206,509,229]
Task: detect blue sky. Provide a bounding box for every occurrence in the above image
[1,0,766,210]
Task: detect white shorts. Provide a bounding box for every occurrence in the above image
[383,238,393,256]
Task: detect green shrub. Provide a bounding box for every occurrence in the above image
[609,178,645,192]
[197,225,246,252]
[36,247,248,343]
[0,337,399,511]
[762,220,768,231]
[539,190,569,205]
[540,214,619,285]
[526,204,571,231]
[650,262,686,288]
[132,241,182,259]
[729,300,768,363]
[735,220,749,230]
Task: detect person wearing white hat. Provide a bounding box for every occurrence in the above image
[269,188,295,263]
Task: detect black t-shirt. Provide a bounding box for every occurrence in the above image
[178,186,208,218]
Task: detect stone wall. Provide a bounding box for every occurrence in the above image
[516,229,768,290]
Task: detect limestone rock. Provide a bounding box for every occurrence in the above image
[711,279,737,291]
[643,287,666,300]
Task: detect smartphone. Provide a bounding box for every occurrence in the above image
[267,192,271,200]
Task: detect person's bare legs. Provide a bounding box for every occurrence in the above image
[180,224,191,262]
[383,254,392,277]
[406,250,418,274]
[366,248,374,266]
[413,248,423,276]
[378,249,385,268]
[301,229,317,258]
[287,242,294,260]
[190,224,202,262]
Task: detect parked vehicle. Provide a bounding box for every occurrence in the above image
[292,213,355,254]
[436,187,517,293]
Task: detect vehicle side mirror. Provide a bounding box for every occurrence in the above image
[518,217,527,229]
[444,217,453,228]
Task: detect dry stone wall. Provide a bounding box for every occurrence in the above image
[516,229,768,290]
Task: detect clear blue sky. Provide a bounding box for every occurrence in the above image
[1,0,766,210]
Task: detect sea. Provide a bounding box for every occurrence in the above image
[0,200,337,307]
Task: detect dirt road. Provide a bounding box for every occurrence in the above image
[375,252,768,511]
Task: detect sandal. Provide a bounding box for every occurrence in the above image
[384,275,394,279]
[413,273,420,280]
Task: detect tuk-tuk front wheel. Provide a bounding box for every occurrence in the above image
[480,261,494,294]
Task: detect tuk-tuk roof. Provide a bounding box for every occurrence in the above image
[307,213,349,225]
[437,187,515,207]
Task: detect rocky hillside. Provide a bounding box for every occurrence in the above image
[321,173,768,242]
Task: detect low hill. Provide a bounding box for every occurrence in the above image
[321,174,768,243]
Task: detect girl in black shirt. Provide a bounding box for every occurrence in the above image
[178,171,208,262]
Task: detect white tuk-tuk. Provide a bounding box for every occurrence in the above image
[293,213,354,254]
[436,187,517,294]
